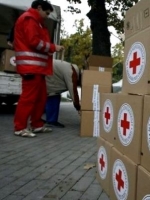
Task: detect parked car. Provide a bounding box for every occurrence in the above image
[112,79,123,93]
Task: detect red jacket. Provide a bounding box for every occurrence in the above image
[14,8,56,75]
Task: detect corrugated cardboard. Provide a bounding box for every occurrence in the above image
[80,111,100,137]
[110,147,137,200]
[96,137,113,196]
[136,166,150,200]
[88,55,113,69]
[100,93,118,145]
[125,0,150,40]
[0,49,16,72]
[122,30,150,95]
[141,95,150,172]
[81,85,111,111]
[114,94,144,164]
[82,70,112,87]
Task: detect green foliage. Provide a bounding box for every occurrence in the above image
[65,0,140,38]
[112,42,124,83]
[60,19,92,68]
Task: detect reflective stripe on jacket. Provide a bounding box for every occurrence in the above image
[14,8,56,75]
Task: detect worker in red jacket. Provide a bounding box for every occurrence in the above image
[14,0,64,137]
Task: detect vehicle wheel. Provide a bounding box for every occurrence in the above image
[0,98,3,106]
[4,96,19,106]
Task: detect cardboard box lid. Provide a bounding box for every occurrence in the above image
[82,70,112,86]
[88,55,113,68]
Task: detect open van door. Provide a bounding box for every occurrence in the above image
[0,0,61,48]
[0,0,61,105]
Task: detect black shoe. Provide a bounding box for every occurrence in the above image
[47,122,65,128]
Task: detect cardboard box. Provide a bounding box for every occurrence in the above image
[122,29,150,95]
[141,95,150,172]
[100,93,118,145]
[124,0,150,40]
[136,166,150,200]
[97,137,113,196]
[0,49,16,72]
[114,94,144,164]
[82,70,112,87]
[110,147,137,200]
[88,55,113,70]
[80,111,100,137]
[81,85,111,111]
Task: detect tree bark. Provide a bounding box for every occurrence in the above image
[87,0,111,56]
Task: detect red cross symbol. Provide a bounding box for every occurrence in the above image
[121,113,130,136]
[13,57,16,63]
[129,52,141,74]
[99,154,105,171]
[105,107,110,124]
[116,169,124,191]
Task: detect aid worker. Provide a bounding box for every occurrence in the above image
[13,0,64,137]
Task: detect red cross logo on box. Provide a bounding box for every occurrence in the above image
[118,103,134,146]
[125,42,146,84]
[98,146,107,180]
[121,113,130,136]
[116,169,124,191]
[129,52,141,74]
[99,154,105,171]
[103,99,113,133]
[10,56,16,67]
[105,107,110,125]
[113,159,128,200]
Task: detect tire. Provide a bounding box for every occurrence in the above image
[4,96,19,106]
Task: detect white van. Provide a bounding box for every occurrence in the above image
[0,0,61,105]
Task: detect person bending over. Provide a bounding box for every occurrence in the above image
[45,59,81,128]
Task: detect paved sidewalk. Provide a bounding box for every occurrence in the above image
[0,102,110,200]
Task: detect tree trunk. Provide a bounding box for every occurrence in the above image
[87,0,111,56]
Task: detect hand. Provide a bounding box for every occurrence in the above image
[7,41,13,48]
[55,45,64,52]
[78,110,81,116]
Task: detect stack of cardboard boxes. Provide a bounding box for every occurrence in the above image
[97,0,150,199]
[80,55,113,137]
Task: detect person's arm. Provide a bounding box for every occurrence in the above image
[64,65,81,111]
[23,18,63,53]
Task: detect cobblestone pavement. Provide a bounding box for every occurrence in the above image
[0,102,110,200]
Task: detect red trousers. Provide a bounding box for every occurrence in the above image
[14,74,47,131]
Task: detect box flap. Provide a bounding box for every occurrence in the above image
[88,55,113,68]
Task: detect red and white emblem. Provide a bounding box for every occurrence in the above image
[143,195,150,200]
[118,103,134,146]
[125,42,146,84]
[103,99,113,132]
[97,146,107,180]
[10,56,16,67]
[112,159,129,200]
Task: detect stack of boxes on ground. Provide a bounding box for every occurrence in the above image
[80,55,113,137]
[97,0,150,199]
